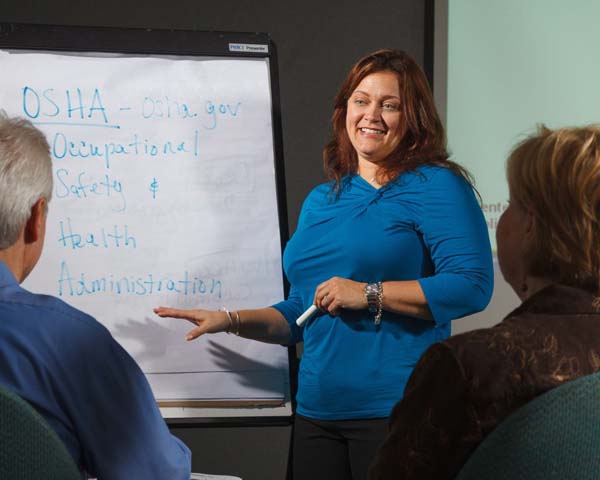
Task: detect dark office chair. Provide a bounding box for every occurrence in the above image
[0,384,82,480]
[455,372,600,480]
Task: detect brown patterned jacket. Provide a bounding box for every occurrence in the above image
[369,284,600,480]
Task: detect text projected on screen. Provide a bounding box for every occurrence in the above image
[0,49,289,403]
[447,0,600,253]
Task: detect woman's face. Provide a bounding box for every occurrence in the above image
[345,71,403,165]
[496,194,531,298]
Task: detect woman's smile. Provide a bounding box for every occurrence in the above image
[346,70,402,165]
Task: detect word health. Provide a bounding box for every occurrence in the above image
[55,168,127,212]
[57,217,137,250]
[57,261,222,298]
[52,130,199,169]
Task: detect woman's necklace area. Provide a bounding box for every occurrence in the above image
[360,172,382,187]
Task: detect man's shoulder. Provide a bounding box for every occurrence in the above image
[2,286,110,337]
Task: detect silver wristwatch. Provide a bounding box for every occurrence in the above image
[364,283,380,314]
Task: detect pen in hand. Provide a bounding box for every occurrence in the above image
[296,304,319,327]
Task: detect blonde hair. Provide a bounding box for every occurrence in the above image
[507,124,600,294]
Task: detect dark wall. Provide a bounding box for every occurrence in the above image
[1,0,426,234]
[1,2,427,478]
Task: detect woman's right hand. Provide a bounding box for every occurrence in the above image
[153,307,230,341]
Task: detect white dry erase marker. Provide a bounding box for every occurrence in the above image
[296,304,319,327]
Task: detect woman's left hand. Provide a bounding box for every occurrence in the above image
[314,277,368,316]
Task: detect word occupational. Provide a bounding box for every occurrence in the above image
[22,86,242,130]
[57,261,223,298]
[52,131,200,169]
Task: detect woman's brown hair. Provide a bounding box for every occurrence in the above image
[323,49,473,189]
[507,124,600,294]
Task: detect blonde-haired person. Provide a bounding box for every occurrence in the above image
[368,124,600,480]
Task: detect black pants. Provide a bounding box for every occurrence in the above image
[293,414,389,480]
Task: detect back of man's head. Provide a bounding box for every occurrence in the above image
[0,112,52,250]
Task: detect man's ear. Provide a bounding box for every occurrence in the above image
[24,197,47,244]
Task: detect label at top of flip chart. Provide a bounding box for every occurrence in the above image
[229,43,269,54]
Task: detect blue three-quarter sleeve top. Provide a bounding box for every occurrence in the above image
[273,166,493,420]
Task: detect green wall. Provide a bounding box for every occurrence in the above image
[448,0,600,251]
